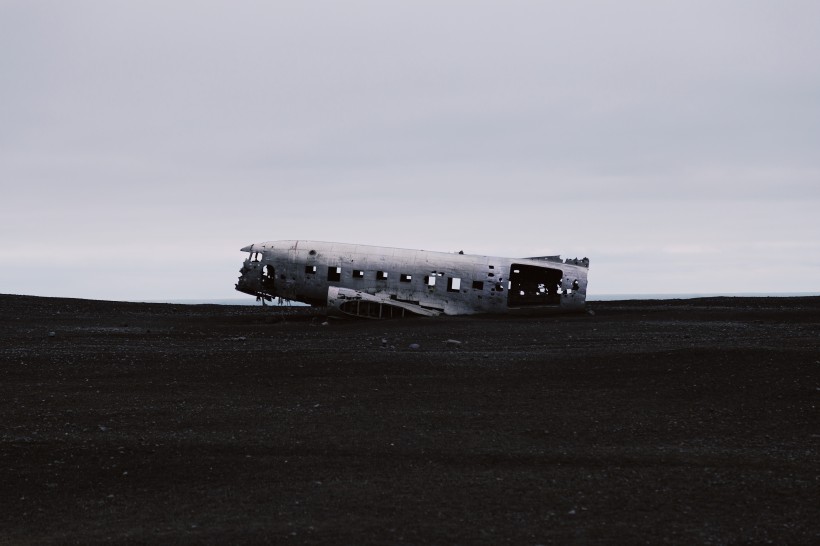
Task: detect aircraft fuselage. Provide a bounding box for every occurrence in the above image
[236,240,589,317]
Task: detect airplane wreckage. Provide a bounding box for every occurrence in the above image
[236,240,589,318]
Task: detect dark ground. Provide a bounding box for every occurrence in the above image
[0,294,818,545]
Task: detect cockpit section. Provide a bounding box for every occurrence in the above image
[235,247,274,301]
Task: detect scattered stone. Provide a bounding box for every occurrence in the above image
[409,343,420,350]
[48,331,56,337]
[98,425,109,432]
[444,339,462,345]
[587,309,595,316]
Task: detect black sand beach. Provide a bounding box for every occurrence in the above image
[1,294,818,544]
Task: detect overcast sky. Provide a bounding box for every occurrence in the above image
[2,1,819,300]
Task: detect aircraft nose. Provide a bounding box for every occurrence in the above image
[235,262,260,296]
[240,244,254,252]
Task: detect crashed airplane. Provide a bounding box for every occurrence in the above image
[236,240,589,318]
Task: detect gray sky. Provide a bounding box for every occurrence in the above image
[2,0,819,299]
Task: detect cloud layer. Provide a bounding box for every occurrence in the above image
[2,1,819,298]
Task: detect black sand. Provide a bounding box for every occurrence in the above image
[1,294,818,544]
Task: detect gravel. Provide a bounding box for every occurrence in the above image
[1,293,819,544]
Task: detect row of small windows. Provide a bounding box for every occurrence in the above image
[305,265,482,292]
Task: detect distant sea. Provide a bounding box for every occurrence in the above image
[588,292,820,301]
[137,293,820,306]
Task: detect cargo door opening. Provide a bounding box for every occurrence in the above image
[262,264,276,291]
[507,263,562,307]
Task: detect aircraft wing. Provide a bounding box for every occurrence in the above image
[327,287,441,318]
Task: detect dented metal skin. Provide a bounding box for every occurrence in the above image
[236,240,589,318]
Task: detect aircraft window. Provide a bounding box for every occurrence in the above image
[327,266,341,281]
[424,275,436,287]
[305,265,317,274]
[495,282,504,292]
[572,280,580,290]
[309,250,317,256]
[447,278,461,292]
[472,281,484,290]
[488,273,495,277]
[400,274,412,282]
[353,269,364,278]
[489,265,494,269]
[376,271,388,280]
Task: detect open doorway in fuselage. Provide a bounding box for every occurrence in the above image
[507,263,562,307]
[262,264,276,291]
